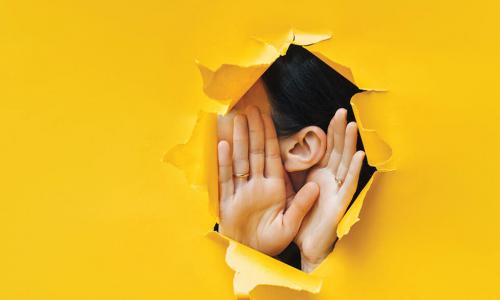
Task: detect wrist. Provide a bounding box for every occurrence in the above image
[299,240,336,273]
[300,252,325,273]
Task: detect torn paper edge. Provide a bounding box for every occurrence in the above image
[164,28,394,298]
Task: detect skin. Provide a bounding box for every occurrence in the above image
[217,80,364,272]
[294,109,365,272]
[218,106,320,256]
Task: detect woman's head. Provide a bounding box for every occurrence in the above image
[262,44,361,136]
[218,44,374,194]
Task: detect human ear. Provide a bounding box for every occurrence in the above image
[279,126,327,172]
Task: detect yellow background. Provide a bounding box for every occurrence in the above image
[2,0,500,299]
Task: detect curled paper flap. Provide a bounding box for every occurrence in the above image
[351,91,396,171]
[332,92,395,235]
[166,28,394,297]
[337,172,377,238]
[196,29,332,110]
[207,232,322,298]
[197,63,269,108]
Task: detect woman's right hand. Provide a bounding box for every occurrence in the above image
[218,106,319,257]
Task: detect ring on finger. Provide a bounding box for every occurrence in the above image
[234,172,250,179]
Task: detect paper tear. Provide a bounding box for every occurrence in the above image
[165,28,394,297]
[196,63,269,109]
[337,172,376,238]
[351,91,396,171]
[164,111,220,221]
[207,232,323,298]
[312,52,356,84]
[196,29,332,110]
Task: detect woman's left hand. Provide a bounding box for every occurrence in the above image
[294,108,365,272]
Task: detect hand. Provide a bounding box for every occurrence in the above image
[294,108,365,272]
[217,106,320,256]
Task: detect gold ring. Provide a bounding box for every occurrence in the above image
[335,177,343,186]
[234,172,250,178]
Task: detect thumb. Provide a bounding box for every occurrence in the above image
[282,182,320,236]
[284,170,295,209]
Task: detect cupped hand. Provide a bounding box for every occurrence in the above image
[218,106,320,257]
[294,108,365,272]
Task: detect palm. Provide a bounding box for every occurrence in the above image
[218,106,319,256]
[295,167,344,262]
[220,177,287,255]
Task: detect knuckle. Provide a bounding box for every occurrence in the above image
[250,148,265,155]
[249,127,262,134]
[233,152,248,160]
[233,137,248,144]
[265,152,281,160]
[218,162,232,168]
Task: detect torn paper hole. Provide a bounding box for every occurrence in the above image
[165,28,394,298]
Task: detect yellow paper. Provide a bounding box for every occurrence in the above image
[164,111,219,220]
[3,1,500,300]
[166,29,393,297]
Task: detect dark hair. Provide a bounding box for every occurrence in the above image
[262,44,360,134]
[261,44,375,195]
[261,44,376,269]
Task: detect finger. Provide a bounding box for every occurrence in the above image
[319,109,345,167]
[217,114,234,150]
[339,151,365,206]
[232,114,249,188]
[336,122,358,181]
[246,106,265,177]
[282,182,319,237]
[218,140,234,201]
[284,170,295,209]
[262,113,284,178]
[327,108,347,172]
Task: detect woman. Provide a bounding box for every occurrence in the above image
[217,45,375,272]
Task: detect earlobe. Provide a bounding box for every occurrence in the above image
[281,126,326,172]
